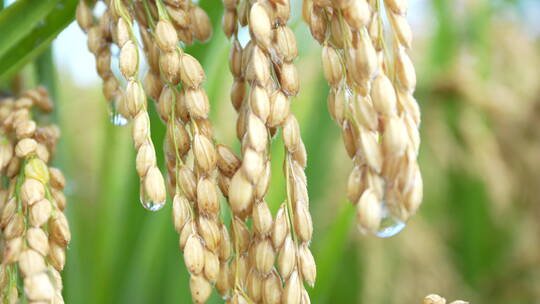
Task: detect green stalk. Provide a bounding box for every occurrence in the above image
[311,203,355,303]
[35,47,57,101]
[90,119,133,304]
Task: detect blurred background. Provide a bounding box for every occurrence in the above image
[3,0,540,303]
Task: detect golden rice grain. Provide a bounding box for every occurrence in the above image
[0,87,69,303]
[304,0,422,235]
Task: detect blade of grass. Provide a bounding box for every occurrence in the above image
[446,170,506,289]
[429,0,458,74]
[35,48,58,100]
[92,94,165,303]
[467,2,493,78]
[326,242,361,303]
[87,113,134,304]
[0,0,61,58]
[310,203,355,303]
[0,0,77,81]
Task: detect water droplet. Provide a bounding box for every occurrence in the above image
[142,199,166,212]
[237,26,250,48]
[110,113,128,126]
[374,202,406,238]
[139,184,165,212]
[221,295,230,301]
[109,104,128,126]
[345,86,354,98]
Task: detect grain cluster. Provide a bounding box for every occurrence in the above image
[0,87,69,303]
[221,0,315,303]
[78,0,168,211]
[76,0,424,302]
[78,0,226,302]
[303,0,422,235]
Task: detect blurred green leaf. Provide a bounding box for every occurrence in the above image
[35,47,58,101]
[0,0,60,58]
[446,170,507,288]
[327,243,361,304]
[311,203,355,303]
[430,0,459,73]
[0,0,77,81]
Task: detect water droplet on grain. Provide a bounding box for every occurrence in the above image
[110,113,128,126]
[109,104,128,126]
[374,202,406,238]
[139,184,165,212]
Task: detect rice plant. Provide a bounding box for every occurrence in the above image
[0,0,538,303]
